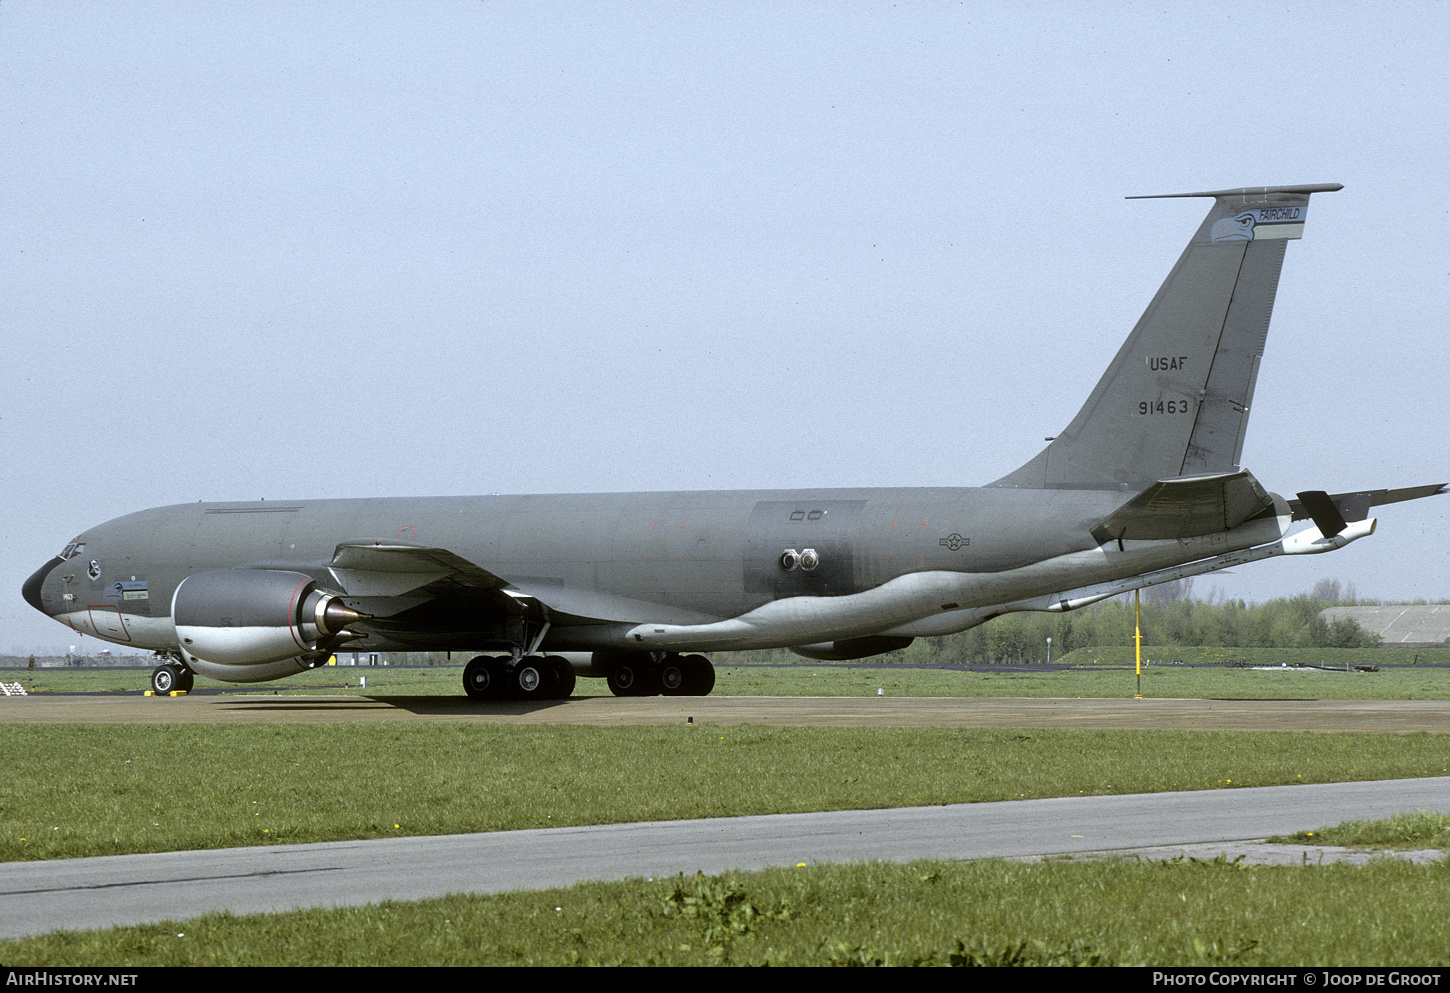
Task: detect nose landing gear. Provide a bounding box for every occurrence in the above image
[150,662,194,695]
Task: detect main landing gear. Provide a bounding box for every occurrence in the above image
[150,662,194,695]
[463,654,576,701]
[606,653,714,697]
[460,652,715,700]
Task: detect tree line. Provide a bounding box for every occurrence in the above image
[908,583,1396,665]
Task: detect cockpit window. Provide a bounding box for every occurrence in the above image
[59,541,85,561]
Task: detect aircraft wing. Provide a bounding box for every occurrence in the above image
[1090,470,1276,542]
[328,541,719,627]
[329,542,509,597]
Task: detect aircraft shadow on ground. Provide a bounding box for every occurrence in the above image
[218,694,584,716]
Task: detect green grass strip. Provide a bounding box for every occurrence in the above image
[5,724,1450,861]
[719,661,1450,699]
[1270,811,1450,850]
[5,856,1450,966]
[14,653,1450,698]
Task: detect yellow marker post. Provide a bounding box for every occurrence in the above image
[1134,588,1143,698]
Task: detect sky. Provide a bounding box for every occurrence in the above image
[3,2,1447,654]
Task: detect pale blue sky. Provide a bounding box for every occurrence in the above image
[3,2,1447,653]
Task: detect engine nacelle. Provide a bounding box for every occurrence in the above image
[172,569,363,680]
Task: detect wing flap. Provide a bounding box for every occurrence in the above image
[1091,470,1275,542]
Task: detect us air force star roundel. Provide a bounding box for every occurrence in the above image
[939,533,967,551]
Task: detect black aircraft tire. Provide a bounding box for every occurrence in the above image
[151,664,181,695]
[682,654,715,696]
[607,662,651,697]
[463,656,505,700]
[512,659,548,700]
[606,663,635,696]
[176,669,195,694]
[659,656,688,696]
[544,655,576,699]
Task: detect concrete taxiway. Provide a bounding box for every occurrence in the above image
[3,693,1447,941]
[3,776,1449,940]
[6,692,1450,731]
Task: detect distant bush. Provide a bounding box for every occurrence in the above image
[902,589,1394,664]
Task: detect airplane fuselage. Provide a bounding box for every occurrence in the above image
[25,485,1288,659]
[28,184,1422,699]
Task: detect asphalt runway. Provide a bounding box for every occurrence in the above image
[3,777,1449,940]
[4,692,1449,941]
[6,691,1450,731]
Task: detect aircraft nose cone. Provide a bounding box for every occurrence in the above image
[22,557,62,615]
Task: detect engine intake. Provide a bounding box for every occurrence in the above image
[172,569,366,670]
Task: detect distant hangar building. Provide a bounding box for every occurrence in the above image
[1319,606,1450,649]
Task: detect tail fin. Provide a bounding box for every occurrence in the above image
[992,183,1342,491]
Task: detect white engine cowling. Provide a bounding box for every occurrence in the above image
[172,569,362,681]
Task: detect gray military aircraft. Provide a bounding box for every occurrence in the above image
[22,184,1446,699]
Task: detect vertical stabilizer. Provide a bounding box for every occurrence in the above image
[991,184,1341,490]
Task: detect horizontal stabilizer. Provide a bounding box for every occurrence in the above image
[1295,490,1348,538]
[1287,483,1447,523]
[1128,183,1344,201]
[1090,470,1275,542]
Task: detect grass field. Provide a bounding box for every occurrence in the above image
[4,723,1450,862]
[1269,811,1450,849]
[10,645,1450,699]
[4,658,1449,966]
[6,853,1449,966]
